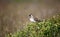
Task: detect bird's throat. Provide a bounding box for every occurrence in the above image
[30,17,36,22]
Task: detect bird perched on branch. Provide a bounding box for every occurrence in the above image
[28,14,41,22]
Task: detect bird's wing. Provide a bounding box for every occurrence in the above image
[34,18,41,22]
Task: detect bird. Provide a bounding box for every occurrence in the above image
[28,14,41,22]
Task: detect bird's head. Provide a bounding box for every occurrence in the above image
[29,13,33,18]
[29,13,32,16]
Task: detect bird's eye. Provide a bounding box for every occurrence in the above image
[29,14,31,16]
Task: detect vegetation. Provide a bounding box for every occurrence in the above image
[5,14,60,37]
[14,0,33,2]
